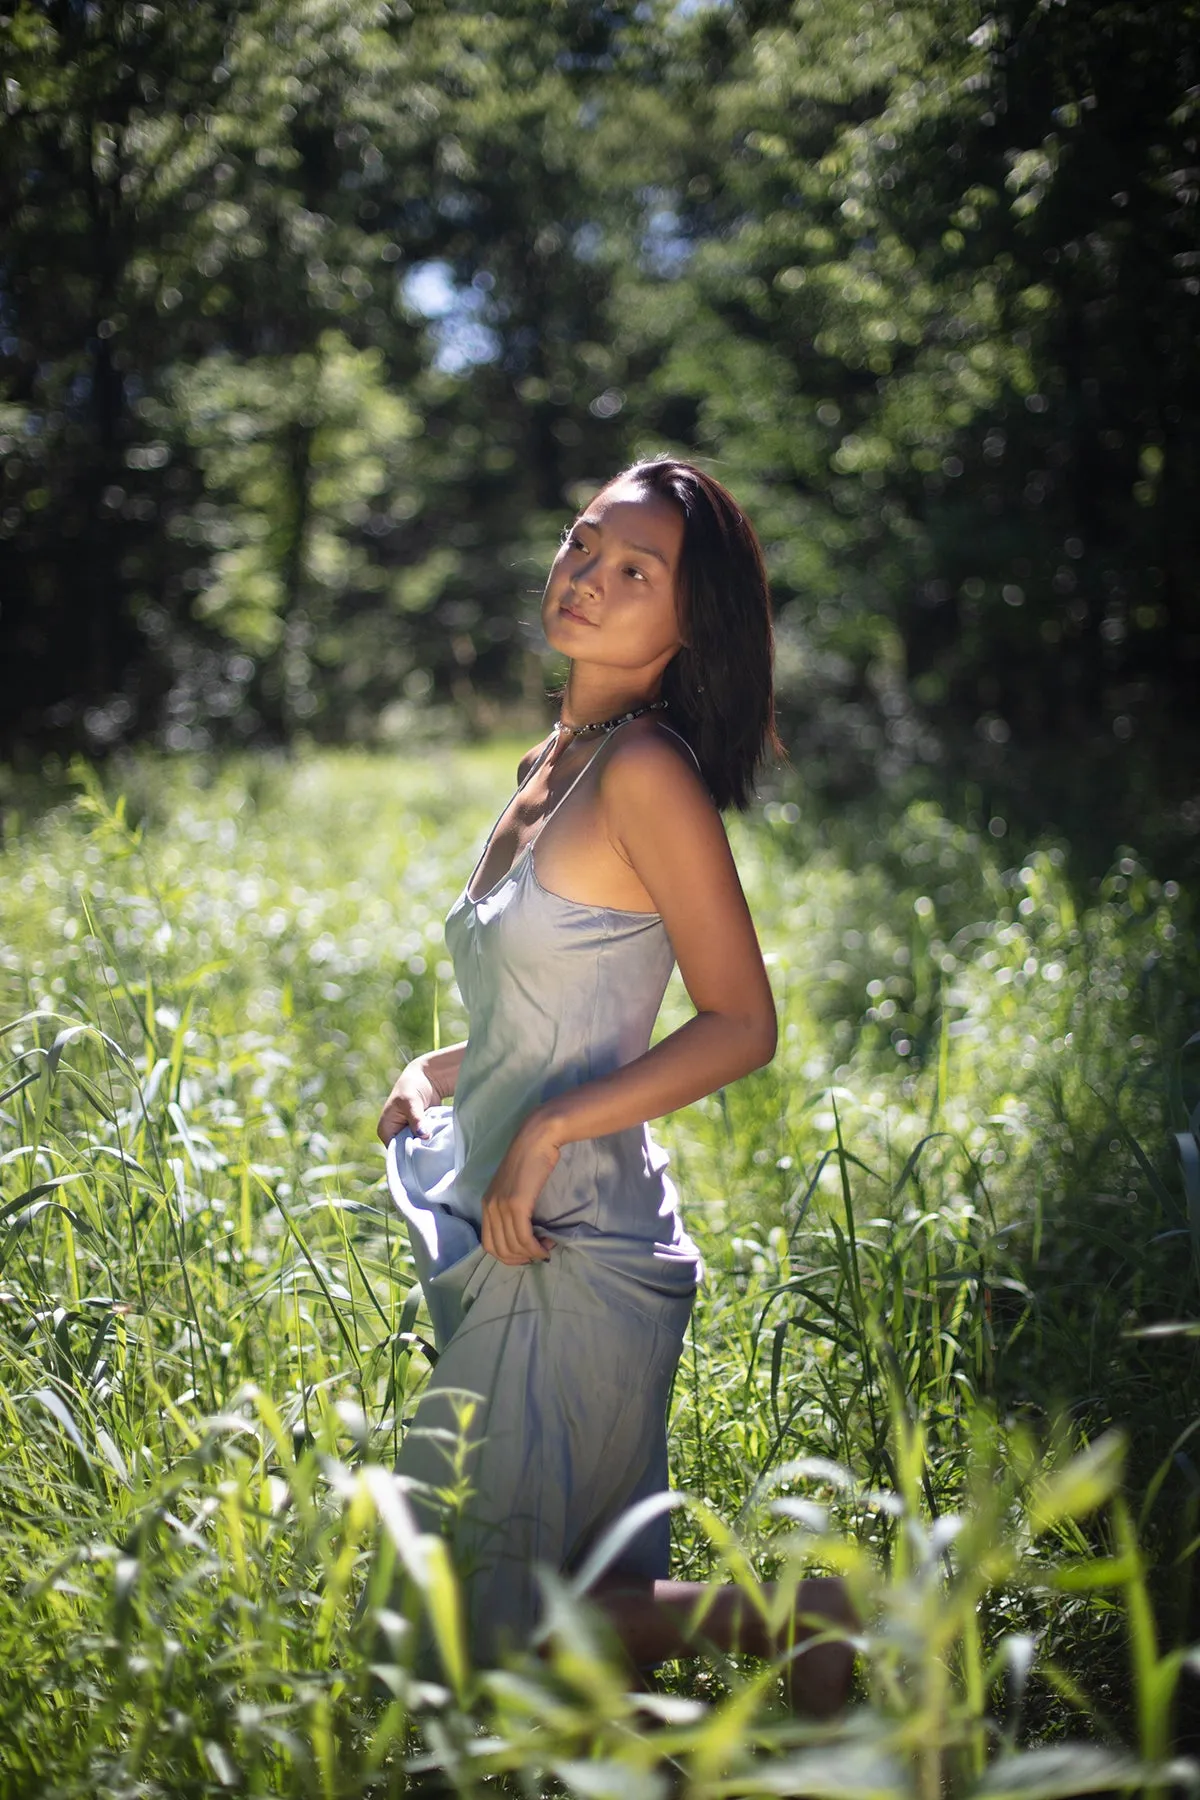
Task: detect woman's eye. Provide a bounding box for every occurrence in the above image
[624,565,646,581]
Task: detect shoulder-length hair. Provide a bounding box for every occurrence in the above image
[619,457,781,812]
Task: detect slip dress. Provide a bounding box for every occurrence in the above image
[385,717,703,1662]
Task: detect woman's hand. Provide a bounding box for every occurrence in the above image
[480,1113,561,1265]
[377,1057,444,1145]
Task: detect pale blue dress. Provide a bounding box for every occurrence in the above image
[385,721,702,1661]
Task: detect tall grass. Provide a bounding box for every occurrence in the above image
[0,748,1196,1796]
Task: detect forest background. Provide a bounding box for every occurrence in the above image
[1,0,1198,875]
[4,0,1200,1789]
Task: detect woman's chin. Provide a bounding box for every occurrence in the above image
[543,617,587,656]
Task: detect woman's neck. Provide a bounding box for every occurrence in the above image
[560,667,663,731]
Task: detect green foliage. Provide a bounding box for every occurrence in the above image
[1,750,1198,1791]
[2,0,1196,875]
[607,0,1200,855]
[172,332,421,720]
[0,0,644,751]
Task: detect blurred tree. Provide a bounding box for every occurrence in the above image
[171,332,421,734]
[0,0,442,752]
[0,0,650,750]
[1,0,1196,869]
[353,0,660,734]
[0,0,234,751]
[601,0,1200,859]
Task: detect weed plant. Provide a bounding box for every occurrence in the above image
[0,748,1197,1797]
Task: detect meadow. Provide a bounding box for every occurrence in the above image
[0,745,1197,1799]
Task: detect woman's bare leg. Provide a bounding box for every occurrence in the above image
[589,1575,856,1719]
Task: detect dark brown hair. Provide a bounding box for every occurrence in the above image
[614,457,781,811]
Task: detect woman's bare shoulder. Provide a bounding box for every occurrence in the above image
[599,718,716,830]
[598,719,741,908]
[603,718,707,790]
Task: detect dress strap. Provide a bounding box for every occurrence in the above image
[534,728,614,835]
[650,721,705,779]
[468,715,705,905]
[535,716,705,835]
[464,730,559,903]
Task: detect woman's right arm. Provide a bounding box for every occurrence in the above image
[376,1039,467,1144]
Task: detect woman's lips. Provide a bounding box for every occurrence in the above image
[558,601,596,625]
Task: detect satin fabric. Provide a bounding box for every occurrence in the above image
[386,724,701,1661]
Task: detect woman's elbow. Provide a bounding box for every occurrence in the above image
[756,1010,779,1069]
[739,1007,777,1072]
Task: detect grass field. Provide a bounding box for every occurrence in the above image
[0,745,1197,1798]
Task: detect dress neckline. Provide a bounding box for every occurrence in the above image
[464,728,606,908]
[461,717,702,912]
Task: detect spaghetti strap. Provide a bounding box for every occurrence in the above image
[652,721,704,779]
[536,729,615,833]
[533,712,699,837]
[466,715,704,906]
[465,722,633,905]
[464,731,558,903]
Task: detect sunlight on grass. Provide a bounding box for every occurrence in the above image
[0,748,1196,1794]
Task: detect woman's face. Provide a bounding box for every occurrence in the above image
[541,480,686,676]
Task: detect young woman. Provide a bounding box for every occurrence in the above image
[377,458,855,1712]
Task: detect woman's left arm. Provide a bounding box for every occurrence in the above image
[479,736,777,1264]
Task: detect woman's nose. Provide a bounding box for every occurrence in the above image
[572,556,601,597]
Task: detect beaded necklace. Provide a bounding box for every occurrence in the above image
[554,697,668,738]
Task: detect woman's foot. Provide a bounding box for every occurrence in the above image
[588,1573,857,1717]
[776,1575,857,1718]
